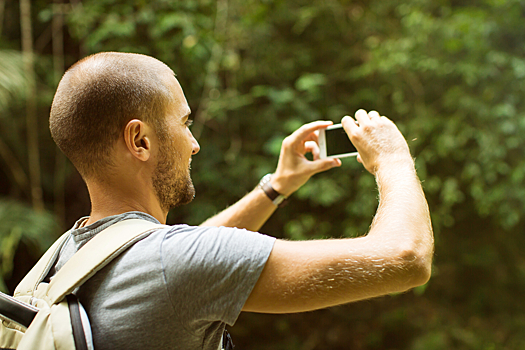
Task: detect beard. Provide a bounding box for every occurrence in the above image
[152,137,195,212]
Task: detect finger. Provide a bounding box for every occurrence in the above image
[354,109,370,126]
[287,121,333,147]
[369,110,380,120]
[341,115,359,135]
[381,115,393,123]
[309,158,341,173]
[304,141,320,160]
[302,132,318,143]
[311,130,320,144]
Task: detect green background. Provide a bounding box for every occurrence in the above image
[1,0,524,348]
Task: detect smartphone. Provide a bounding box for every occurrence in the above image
[319,123,358,159]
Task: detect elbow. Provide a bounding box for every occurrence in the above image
[407,255,432,288]
[397,242,433,289]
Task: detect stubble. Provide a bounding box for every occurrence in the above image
[152,136,195,212]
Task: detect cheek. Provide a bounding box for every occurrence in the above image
[164,126,195,160]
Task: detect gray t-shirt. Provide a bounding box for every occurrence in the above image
[49,212,275,350]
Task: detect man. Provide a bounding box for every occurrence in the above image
[48,52,433,349]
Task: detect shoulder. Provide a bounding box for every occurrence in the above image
[157,224,275,247]
[157,224,275,274]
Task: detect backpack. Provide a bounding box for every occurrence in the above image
[0,218,165,350]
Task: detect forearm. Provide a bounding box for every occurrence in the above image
[368,156,434,280]
[200,187,278,231]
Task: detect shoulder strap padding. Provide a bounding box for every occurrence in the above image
[14,231,71,297]
[46,219,165,304]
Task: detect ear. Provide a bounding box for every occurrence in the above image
[124,119,152,162]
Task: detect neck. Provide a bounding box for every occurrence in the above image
[84,177,168,225]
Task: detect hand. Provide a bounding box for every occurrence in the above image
[271,121,342,197]
[342,109,412,175]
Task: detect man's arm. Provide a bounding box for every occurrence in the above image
[200,121,341,231]
[242,110,434,313]
[199,189,278,231]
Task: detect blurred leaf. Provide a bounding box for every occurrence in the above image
[0,50,31,113]
[0,199,59,292]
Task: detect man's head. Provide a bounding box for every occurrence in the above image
[50,52,200,211]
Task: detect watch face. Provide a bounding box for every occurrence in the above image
[258,174,267,187]
[259,174,272,187]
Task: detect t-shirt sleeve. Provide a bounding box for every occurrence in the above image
[160,225,276,326]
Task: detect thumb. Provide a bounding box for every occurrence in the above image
[309,157,342,174]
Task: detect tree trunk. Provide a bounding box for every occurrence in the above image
[0,0,5,37]
[53,0,66,225]
[20,0,43,211]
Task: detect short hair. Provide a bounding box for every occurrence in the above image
[49,52,173,179]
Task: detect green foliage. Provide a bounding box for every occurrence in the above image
[0,50,31,113]
[53,0,525,347]
[1,0,525,347]
[0,198,59,292]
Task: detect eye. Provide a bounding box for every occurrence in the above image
[185,119,193,127]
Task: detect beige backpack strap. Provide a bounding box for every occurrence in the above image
[14,231,71,297]
[46,219,165,304]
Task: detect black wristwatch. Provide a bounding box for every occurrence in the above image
[257,173,287,207]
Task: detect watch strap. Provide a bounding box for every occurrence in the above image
[258,174,287,207]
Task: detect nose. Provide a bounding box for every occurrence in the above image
[191,133,200,155]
